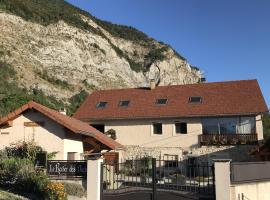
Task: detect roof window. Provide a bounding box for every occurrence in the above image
[119,100,130,107]
[156,98,168,105]
[189,97,202,103]
[96,101,107,109]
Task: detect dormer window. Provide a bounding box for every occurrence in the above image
[156,98,168,105]
[96,101,107,109]
[119,100,130,107]
[189,97,202,103]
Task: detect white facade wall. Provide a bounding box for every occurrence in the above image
[230,181,270,200]
[103,118,202,148]
[256,115,264,141]
[63,138,84,160]
[92,114,263,148]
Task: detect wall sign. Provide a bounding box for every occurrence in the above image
[24,121,44,127]
[47,160,87,178]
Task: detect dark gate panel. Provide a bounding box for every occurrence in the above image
[101,158,215,200]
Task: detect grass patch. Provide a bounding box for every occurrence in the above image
[35,69,72,90]
[0,61,65,117]
[0,188,26,200]
[67,90,88,116]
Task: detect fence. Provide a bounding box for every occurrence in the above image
[101,158,215,199]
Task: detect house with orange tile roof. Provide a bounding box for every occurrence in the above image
[74,79,268,161]
[0,101,122,160]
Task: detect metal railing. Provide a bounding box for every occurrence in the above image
[199,133,258,145]
[101,158,215,197]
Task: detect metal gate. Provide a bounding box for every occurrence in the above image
[101,158,215,200]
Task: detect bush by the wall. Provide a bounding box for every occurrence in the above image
[63,182,86,197]
[0,142,66,198]
[0,158,33,186]
[5,141,43,162]
[16,171,49,197]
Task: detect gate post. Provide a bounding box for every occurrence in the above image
[152,158,157,200]
[87,158,103,200]
[213,159,231,200]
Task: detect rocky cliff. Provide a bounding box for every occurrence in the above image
[0,0,202,115]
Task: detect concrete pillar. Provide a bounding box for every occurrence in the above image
[214,159,231,200]
[87,159,103,200]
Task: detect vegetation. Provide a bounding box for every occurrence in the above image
[91,43,106,55]
[63,182,86,197]
[5,141,43,162]
[81,79,96,90]
[0,141,66,199]
[0,58,89,117]
[144,46,168,71]
[0,0,99,34]
[0,188,26,200]
[36,69,72,90]
[66,90,88,116]
[0,60,65,117]
[190,65,200,71]
[45,182,67,200]
[0,0,187,72]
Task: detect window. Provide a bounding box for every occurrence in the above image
[202,118,219,134]
[153,123,162,135]
[156,98,168,105]
[202,117,256,134]
[175,122,187,134]
[67,152,77,160]
[164,154,178,168]
[96,101,107,109]
[119,100,130,107]
[189,97,202,103]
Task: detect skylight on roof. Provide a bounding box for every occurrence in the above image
[189,97,202,103]
[156,98,168,105]
[119,100,130,107]
[96,101,107,108]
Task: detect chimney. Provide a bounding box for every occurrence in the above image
[150,79,156,90]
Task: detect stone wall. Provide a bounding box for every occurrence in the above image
[122,145,183,160]
[121,145,257,162]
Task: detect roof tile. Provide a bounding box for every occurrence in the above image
[74,80,268,121]
[0,101,122,150]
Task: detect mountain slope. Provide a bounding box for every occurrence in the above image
[0,0,202,116]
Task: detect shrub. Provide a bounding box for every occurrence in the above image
[67,90,88,116]
[0,158,34,186]
[45,182,67,200]
[63,182,86,197]
[16,171,49,197]
[5,141,43,162]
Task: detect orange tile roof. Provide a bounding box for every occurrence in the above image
[0,101,122,150]
[74,80,268,121]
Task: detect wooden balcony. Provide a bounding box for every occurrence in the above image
[199,134,258,146]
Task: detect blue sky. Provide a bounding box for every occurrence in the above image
[67,0,270,108]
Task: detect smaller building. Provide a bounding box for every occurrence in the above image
[0,101,122,160]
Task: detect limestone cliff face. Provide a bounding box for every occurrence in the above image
[0,9,202,102]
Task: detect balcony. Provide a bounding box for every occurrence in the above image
[199,134,258,146]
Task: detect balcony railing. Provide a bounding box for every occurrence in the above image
[199,134,258,145]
